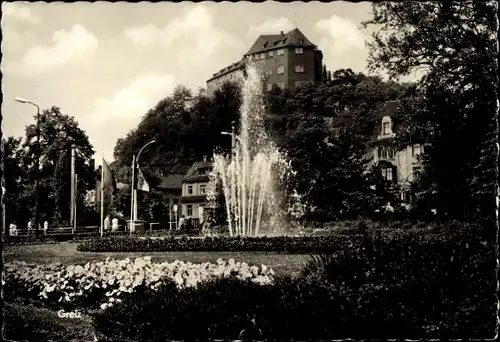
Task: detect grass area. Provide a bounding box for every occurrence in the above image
[4,242,311,277]
[4,301,98,341]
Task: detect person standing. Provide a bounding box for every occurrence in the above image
[104,215,111,232]
[27,219,33,236]
[111,217,119,232]
[178,215,185,231]
[43,221,49,235]
[9,223,18,236]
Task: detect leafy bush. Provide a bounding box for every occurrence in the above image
[299,225,496,338]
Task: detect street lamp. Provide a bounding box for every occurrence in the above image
[221,121,236,157]
[15,96,41,237]
[130,139,156,231]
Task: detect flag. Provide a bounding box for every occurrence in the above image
[102,158,117,194]
[136,164,150,192]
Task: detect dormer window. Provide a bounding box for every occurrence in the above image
[380,116,393,137]
[383,122,390,134]
[199,168,206,175]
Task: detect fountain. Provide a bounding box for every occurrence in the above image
[208,62,305,237]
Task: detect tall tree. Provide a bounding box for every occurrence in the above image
[364,1,498,224]
[3,137,30,227]
[20,106,95,225]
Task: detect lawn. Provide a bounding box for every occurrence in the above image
[4,242,311,277]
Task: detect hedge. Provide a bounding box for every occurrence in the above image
[77,221,487,253]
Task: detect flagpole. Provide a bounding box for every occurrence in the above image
[134,188,138,221]
[70,147,75,226]
[130,155,136,235]
[73,174,78,234]
[100,158,104,238]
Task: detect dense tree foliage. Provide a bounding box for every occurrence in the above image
[4,107,95,227]
[364,1,498,224]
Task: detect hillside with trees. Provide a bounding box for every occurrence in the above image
[111,69,412,222]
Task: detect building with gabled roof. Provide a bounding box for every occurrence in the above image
[367,100,428,204]
[180,157,213,223]
[206,28,326,96]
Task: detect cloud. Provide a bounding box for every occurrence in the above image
[246,18,294,38]
[6,24,99,76]
[123,5,239,66]
[315,14,366,52]
[83,73,176,160]
[1,2,41,24]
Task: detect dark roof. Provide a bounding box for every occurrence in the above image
[244,28,316,56]
[208,59,246,81]
[370,100,404,144]
[157,174,184,190]
[183,161,213,183]
[374,100,403,119]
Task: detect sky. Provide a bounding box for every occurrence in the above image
[1,1,411,165]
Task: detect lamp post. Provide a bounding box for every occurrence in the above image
[221,122,237,235]
[130,140,155,232]
[220,121,236,157]
[15,97,40,237]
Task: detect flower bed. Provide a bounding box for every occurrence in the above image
[4,257,274,310]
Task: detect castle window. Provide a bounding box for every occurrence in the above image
[295,47,304,54]
[199,168,206,175]
[277,49,284,56]
[295,65,304,73]
[200,185,207,194]
[187,205,193,216]
[260,53,265,60]
[277,66,285,74]
[188,185,193,195]
[378,147,395,159]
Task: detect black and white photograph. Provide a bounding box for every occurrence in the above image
[1,1,498,340]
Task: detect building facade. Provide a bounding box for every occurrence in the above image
[367,100,426,204]
[207,28,325,96]
[156,173,183,220]
[180,159,212,223]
